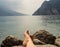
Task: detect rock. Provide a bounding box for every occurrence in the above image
[58,36,60,38]
[42,44,57,47]
[1,35,23,47]
[12,45,57,47]
[33,0,60,15]
[12,46,22,47]
[33,39,46,45]
[33,30,56,44]
[55,37,60,46]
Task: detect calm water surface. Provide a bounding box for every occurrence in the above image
[0,15,60,44]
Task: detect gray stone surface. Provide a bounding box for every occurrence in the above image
[33,30,56,44]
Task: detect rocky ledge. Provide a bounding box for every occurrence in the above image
[1,35,23,47]
[33,30,56,44]
[1,30,60,47]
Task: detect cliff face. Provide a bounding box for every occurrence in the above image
[33,0,60,15]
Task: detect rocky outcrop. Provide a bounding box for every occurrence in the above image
[12,46,22,47]
[40,44,57,47]
[55,37,60,46]
[12,44,57,47]
[1,30,59,47]
[33,0,60,15]
[33,30,56,44]
[1,35,23,47]
[33,39,46,45]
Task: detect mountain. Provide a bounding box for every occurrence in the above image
[33,0,60,15]
[0,7,25,16]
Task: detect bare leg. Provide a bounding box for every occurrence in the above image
[23,30,36,47]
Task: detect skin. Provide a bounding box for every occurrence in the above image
[23,30,36,47]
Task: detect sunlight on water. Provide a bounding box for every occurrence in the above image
[19,16,42,27]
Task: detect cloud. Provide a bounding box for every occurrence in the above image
[0,0,22,9]
[0,0,45,14]
[0,0,25,16]
[16,0,45,14]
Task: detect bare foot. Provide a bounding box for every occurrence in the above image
[23,30,36,47]
[23,30,30,47]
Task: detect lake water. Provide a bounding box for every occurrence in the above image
[0,15,60,44]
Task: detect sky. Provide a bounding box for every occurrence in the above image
[0,0,46,15]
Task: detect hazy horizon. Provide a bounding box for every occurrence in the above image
[0,0,45,15]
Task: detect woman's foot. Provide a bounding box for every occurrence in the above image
[23,30,30,47]
[23,30,36,47]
